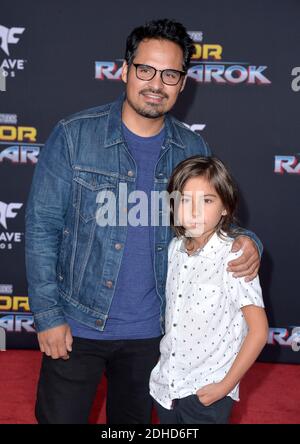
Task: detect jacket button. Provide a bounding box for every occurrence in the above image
[127,170,134,177]
[106,280,113,288]
[114,243,122,250]
[95,319,103,327]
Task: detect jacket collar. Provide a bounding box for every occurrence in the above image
[104,93,185,149]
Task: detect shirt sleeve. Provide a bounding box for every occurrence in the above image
[223,251,265,310]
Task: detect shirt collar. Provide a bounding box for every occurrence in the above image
[177,231,232,260]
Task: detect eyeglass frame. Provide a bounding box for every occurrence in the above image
[132,63,187,86]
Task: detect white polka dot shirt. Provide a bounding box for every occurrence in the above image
[149,231,265,410]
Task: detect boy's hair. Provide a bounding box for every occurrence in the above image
[124,18,195,72]
[167,156,240,239]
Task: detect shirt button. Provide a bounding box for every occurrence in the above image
[95,319,103,327]
[106,280,113,288]
[114,243,122,250]
[171,383,174,387]
[127,170,134,177]
[173,323,177,327]
[178,294,182,298]
[172,352,175,357]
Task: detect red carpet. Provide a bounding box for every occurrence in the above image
[0,351,299,424]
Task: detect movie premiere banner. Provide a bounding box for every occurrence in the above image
[0,0,299,363]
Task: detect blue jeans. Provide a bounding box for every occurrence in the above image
[154,394,234,424]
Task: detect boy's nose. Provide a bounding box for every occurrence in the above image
[192,201,203,218]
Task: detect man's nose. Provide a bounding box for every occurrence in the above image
[148,70,165,89]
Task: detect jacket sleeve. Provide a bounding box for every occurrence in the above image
[25,121,73,332]
[230,225,263,257]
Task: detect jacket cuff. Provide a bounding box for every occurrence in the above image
[33,307,66,333]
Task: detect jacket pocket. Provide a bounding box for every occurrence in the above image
[73,170,117,223]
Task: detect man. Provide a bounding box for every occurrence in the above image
[25,19,262,424]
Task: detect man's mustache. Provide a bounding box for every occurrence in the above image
[140,88,169,99]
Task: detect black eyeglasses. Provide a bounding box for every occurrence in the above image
[132,63,186,86]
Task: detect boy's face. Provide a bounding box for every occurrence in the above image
[121,38,187,119]
[177,176,227,239]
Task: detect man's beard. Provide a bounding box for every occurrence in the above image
[126,89,169,119]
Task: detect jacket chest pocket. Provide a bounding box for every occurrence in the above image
[73,170,117,223]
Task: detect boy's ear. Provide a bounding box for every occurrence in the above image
[221,209,227,216]
[121,61,128,84]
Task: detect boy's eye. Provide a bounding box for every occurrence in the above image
[204,198,213,203]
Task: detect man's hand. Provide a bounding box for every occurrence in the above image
[196,382,227,407]
[37,324,73,360]
[227,236,260,282]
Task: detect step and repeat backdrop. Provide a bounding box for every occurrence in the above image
[0,0,299,363]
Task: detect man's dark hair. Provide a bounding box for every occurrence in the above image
[124,18,195,71]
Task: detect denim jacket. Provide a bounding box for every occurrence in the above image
[25,94,262,334]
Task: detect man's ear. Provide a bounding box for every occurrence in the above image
[121,60,128,84]
[180,75,188,93]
